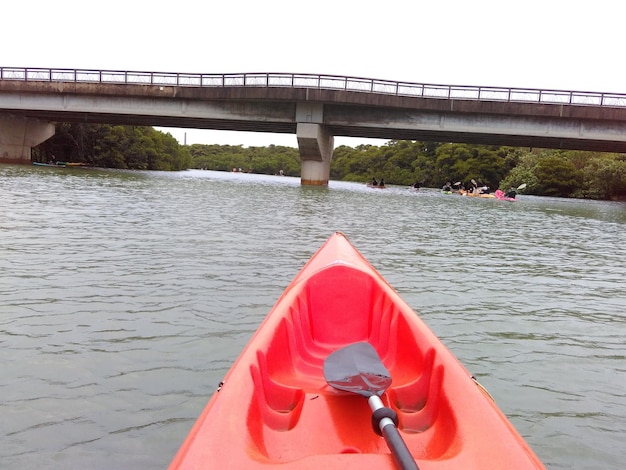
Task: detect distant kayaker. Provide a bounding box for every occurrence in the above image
[371,178,378,186]
[379,178,385,187]
[505,188,517,199]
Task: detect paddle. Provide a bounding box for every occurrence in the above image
[517,183,527,190]
[323,342,419,470]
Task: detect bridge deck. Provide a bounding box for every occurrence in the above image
[2,67,626,154]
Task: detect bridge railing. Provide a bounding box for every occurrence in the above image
[2,66,625,108]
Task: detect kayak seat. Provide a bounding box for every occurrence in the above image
[261,264,440,392]
[302,265,376,345]
[265,265,382,380]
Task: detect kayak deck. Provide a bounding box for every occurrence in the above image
[169,232,544,469]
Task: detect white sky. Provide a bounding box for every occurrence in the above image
[4,0,623,148]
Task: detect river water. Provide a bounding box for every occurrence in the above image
[1,164,624,469]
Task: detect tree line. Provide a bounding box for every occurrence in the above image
[35,123,191,171]
[35,123,626,200]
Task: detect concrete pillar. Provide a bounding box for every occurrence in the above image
[296,103,334,186]
[0,115,55,164]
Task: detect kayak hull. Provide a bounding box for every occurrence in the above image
[32,161,66,167]
[460,190,495,198]
[169,232,544,469]
[32,161,87,167]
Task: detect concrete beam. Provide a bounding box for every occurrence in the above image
[0,115,55,163]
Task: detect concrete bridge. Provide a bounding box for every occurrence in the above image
[1,67,626,185]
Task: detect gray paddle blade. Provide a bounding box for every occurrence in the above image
[323,342,391,397]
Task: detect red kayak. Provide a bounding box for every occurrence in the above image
[169,232,544,469]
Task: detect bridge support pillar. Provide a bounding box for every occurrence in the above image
[296,103,334,186]
[0,115,55,164]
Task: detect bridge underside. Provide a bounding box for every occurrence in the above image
[7,107,626,154]
[321,105,626,153]
[327,124,626,153]
[4,98,626,153]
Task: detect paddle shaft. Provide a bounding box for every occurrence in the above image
[369,396,419,470]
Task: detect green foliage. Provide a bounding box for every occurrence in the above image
[331,144,384,181]
[499,152,539,193]
[36,124,191,170]
[189,144,248,171]
[188,144,300,175]
[579,155,626,199]
[534,154,583,197]
[434,143,512,188]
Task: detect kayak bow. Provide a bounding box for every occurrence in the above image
[169,232,545,469]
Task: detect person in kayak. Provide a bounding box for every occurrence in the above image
[505,188,517,199]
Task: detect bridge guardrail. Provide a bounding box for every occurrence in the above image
[1,66,625,108]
